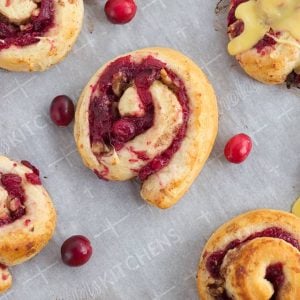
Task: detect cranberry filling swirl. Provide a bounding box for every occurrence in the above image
[74,48,218,209]
[0,156,56,294]
[0,0,83,72]
[197,209,300,300]
[227,0,300,85]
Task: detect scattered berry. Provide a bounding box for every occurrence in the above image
[61,235,92,267]
[50,95,75,127]
[224,133,252,164]
[105,0,137,24]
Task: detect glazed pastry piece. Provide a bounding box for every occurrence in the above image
[197,209,300,300]
[0,156,56,293]
[227,0,300,86]
[74,48,218,209]
[0,0,84,72]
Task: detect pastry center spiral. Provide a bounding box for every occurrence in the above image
[88,55,190,181]
[0,161,41,227]
[0,0,38,24]
[0,0,54,51]
[222,238,300,299]
[0,173,26,226]
[205,227,300,299]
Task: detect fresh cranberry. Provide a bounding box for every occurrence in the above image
[112,119,136,142]
[50,95,75,127]
[224,133,252,164]
[61,235,92,267]
[105,0,137,24]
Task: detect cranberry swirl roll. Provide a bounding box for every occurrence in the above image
[0,156,56,293]
[197,209,300,300]
[74,48,218,209]
[0,0,83,72]
[227,0,300,86]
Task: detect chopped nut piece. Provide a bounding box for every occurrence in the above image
[160,69,172,86]
[92,142,110,155]
[9,198,22,212]
[32,8,40,17]
[112,72,127,97]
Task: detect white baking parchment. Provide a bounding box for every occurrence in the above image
[0,0,299,299]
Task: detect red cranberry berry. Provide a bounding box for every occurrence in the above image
[224,133,252,164]
[105,0,137,24]
[61,235,92,267]
[112,119,136,142]
[50,95,75,127]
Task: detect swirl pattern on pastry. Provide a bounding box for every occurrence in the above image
[74,48,218,209]
[197,209,300,300]
[227,0,300,86]
[0,0,83,72]
[0,156,56,293]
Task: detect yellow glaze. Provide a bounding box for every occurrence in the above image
[228,0,300,56]
[292,197,300,217]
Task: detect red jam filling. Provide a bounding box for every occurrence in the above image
[228,0,278,53]
[227,0,248,26]
[25,173,41,185]
[0,0,54,51]
[89,55,190,181]
[206,227,298,299]
[22,160,42,185]
[0,161,41,227]
[0,173,26,226]
[265,263,284,300]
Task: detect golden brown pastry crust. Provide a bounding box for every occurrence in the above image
[0,0,84,72]
[197,209,300,300]
[0,156,56,293]
[228,2,300,84]
[74,47,218,209]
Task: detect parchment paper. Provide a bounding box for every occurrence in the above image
[0,0,299,299]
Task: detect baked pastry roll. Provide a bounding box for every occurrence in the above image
[0,156,56,293]
[74,48,218,209]
[227,0,300,86]
[197,209,300,300]
[0,0,83,72]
